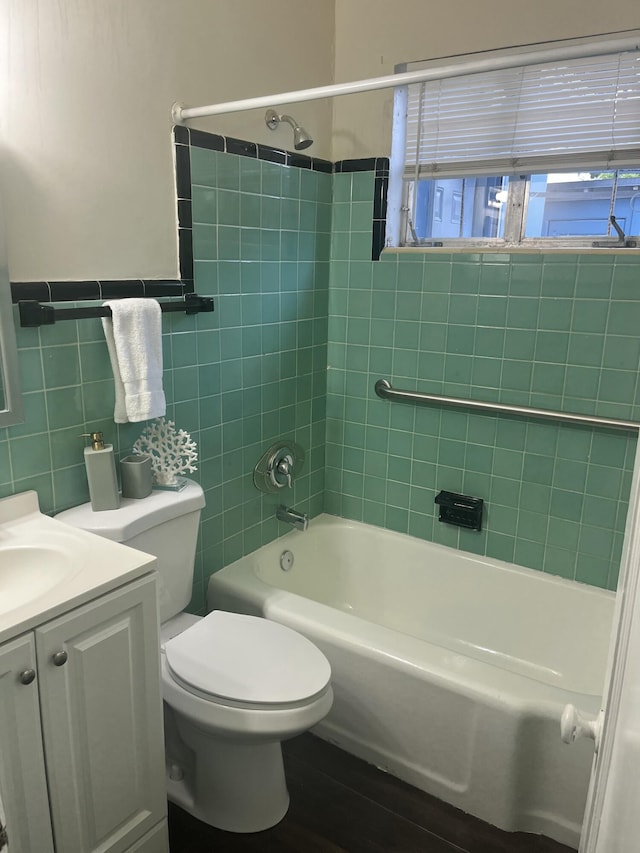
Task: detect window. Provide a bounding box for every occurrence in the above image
[389,34,640,248]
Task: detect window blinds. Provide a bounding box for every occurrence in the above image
[404,50,640,179]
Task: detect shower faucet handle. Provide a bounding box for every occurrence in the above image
[274,454,293,489]
[269,447,294,489]
[253,441,305,494]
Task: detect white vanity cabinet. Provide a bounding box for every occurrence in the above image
[0,633,54,852]
[0,573,168,853]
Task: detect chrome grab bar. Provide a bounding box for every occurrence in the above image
[374,379,640,433]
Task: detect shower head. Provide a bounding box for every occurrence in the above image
[265,109,314,151]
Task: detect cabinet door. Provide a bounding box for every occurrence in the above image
[0,633,54,853]
[36,575,167,853]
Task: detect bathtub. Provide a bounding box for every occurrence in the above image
[207,514,614,848]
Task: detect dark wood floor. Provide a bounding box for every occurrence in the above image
[168,733,577,853]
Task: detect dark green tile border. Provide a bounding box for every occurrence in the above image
[10,131,388,306]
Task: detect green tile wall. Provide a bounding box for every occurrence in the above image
[4,154,638,604]
[190,148,330,609]
[2,149,331,613]
[326,170,639,590]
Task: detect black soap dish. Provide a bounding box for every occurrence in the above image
[435,491,484,531]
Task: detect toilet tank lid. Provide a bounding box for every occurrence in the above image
[56,479,205,542]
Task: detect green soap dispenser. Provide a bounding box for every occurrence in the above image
[81,431,120,512]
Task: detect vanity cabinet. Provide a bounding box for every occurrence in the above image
[0,574,168,853]
[0,633,54,852]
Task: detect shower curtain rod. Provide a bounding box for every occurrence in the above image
[172,34,640,122]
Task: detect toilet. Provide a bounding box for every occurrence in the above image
[57,479,333,833]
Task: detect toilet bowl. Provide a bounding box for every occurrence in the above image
[161,610,332,832]
[56,480,333,833]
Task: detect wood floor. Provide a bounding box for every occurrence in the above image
[167,733,577,853]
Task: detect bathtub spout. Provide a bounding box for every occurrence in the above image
[276,505,309,531]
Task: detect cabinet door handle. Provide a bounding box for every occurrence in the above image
[52,650,68,667]
[19,668,36,685]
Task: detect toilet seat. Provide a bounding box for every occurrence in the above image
[164,610,331,710]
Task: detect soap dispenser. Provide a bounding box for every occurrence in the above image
[81,431,120,512]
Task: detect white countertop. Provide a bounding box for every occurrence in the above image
[0,490,156,643]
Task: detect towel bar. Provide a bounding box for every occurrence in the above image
[17,293,214,327]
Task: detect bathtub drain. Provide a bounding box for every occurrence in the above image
[280,550,294,571]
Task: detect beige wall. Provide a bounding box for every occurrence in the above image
[4,1,640,281]
[333,1,640,160]
[1,0,334,282]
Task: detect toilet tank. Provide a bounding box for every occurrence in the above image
[56,480,205,623]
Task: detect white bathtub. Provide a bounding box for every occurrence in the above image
[207,514,614,848]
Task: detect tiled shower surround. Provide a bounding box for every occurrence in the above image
[3,135,639,606]
[3,137,331,612]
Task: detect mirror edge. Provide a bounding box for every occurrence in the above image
[0,195,24,427]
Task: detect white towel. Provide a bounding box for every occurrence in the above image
[102,298,166,423]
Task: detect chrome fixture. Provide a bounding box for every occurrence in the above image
[375,379,640,433]
[276,505,309,531]
[253,441,305,494]
[265,109,313,150]
[280,550,295,571]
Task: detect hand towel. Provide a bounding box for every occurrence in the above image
[102,298,166,423]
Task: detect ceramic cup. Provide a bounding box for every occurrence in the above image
[120,454,153,499]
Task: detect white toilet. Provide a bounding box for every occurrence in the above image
[57,479,333,833]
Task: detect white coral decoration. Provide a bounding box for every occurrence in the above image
[132,418,198,486]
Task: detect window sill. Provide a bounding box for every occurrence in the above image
[384,245,640,257]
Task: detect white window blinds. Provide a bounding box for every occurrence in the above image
[404,49,640,179]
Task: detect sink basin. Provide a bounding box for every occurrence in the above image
[0,544,78,615]
[0,489,155,640]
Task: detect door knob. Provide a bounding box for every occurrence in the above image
[19,668,36,685]
[561,704,602,752]
[52,650,68,667]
